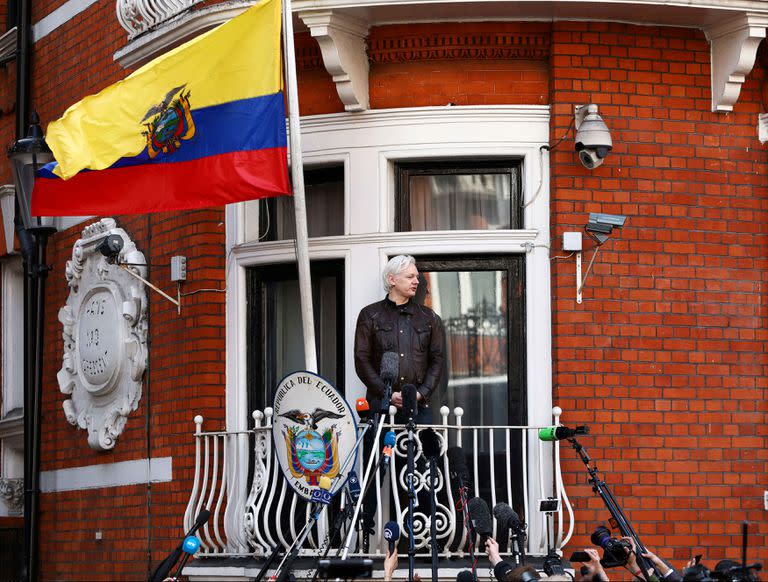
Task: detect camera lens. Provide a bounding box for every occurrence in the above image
[590,526,612,548]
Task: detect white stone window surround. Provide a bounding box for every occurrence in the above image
[225,105,553,547]
[1,256,24,517]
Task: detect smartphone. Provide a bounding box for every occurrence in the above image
[539,498,560,512]
[570,551,591,563]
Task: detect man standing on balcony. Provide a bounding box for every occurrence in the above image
[354,254,446,424]
[354,255,445,549]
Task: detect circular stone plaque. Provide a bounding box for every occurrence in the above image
[77,287,121,394]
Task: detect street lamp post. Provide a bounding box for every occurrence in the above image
[8,112,56,582]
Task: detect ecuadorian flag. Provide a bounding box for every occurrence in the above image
[33,0,290,216]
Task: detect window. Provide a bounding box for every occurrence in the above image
[415,255,526,505]
[6,1,17,31]
[396,161,522,231]
[246,260,344,413]
[258,166,344,241]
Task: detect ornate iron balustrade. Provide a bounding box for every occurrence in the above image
[183,406,574,561]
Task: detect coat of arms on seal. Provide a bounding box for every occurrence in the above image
[272,371,357,500]
[141,84,196,159]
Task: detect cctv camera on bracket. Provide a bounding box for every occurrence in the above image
[585,212,626,245]
[575,104,612,169]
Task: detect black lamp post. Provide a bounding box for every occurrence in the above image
[8,111,56,582]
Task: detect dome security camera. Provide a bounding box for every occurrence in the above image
[574,104,612,169]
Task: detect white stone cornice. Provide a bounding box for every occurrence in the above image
[704,13,768,112]
[0,27,17,60]
[299,10,370,112]
[114,1,253,69]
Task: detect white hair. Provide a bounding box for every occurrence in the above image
[382,255,416,293]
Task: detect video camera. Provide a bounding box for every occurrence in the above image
[590,526,632,568]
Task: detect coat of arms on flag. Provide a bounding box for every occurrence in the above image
[272,371,357,500]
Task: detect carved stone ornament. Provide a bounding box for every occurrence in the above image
[57,218,148,451]
[0,478,23,515]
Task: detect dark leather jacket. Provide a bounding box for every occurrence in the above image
[354,297,445,404]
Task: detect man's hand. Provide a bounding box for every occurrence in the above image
[641,550,672,577]
[383,549,398,580]
[578,548,609,582]
[390,392,403,409]
[485,537,502,566]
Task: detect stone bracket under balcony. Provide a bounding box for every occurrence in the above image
[299,10,370,112]
[704,13,768,113]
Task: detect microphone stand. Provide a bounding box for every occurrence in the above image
[427,452,439,582]
[451,475,477,582]
[339,389,391,560]
[568,438,660,582]
[405,408,417,581]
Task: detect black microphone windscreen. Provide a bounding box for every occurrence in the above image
[420,428,441,459]
[401,384,417,418]
[447,446,470,481]
[493,502,516,527]
[187,508,211,536]
[456,571,475,582]
[467,497,493,537]
[380,352,399,385]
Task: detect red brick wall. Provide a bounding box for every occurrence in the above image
[1,6,764,578]
[548,22,768,565]
[37,210,226,580]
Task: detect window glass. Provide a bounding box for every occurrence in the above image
[397,162,521,231]
[246,261,344,413]
[259,166,344,240]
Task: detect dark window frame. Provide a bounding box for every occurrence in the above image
[413,254,527,426]
[246,260,345,414]
[395,160,524,232]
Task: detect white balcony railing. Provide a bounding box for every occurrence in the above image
[184,406,574,561]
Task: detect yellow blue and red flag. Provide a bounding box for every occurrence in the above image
[33,0,289,215]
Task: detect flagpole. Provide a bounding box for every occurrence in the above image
[281,0,318,373]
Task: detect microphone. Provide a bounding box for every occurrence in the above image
[149,509,210,581]
[309,475,333,507]
[173,536,201,580]
[383,521,401,554]
[493,502,524,535]
[382,430,397,467]
[420,428,441,460]
[380,352,399,410]
[346,470,361,504]
[401,383,417,419]
[356,397,370,421]
[467,497,493,542]
[538,425,589,441]
[456,570,475,582]
[447,446,472,495]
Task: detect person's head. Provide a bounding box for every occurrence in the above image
[382,255,418,301]
[506,565,541,582]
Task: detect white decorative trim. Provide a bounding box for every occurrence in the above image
[57,218,148,451]
[705,13,768,112]
[759,112,768,143]
[40,457,172,492]
[114,1,253,69]
[299,10,370,112]
[0,478,23,515]
[0,185,15,255]
[0,27,17,60]
[32,0,99,41]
